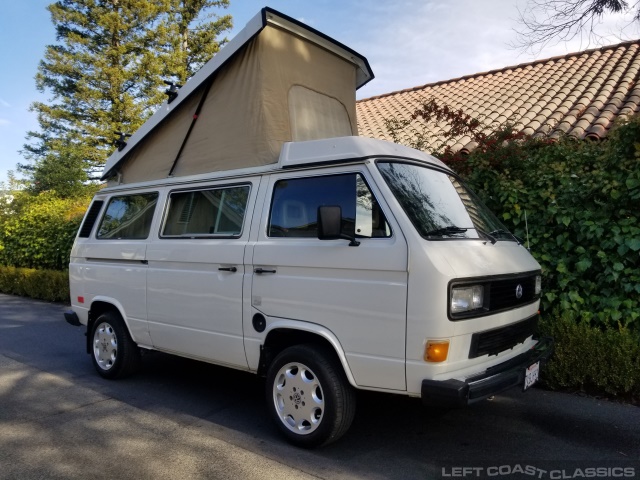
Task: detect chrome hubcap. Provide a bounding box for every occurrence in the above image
[273,362,324,435]
[93,322,117,371]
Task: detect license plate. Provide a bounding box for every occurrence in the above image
[523,361,540,391]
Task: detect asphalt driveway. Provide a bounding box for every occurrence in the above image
[0,293,638,479]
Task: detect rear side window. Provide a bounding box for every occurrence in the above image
[97,193,158,240]
[162,185,250,237]
[268,173,391,238]
[78,200,104,238]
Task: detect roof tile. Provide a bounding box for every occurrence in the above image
[358,40,640,150]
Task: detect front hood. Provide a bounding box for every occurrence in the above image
[424,240,541,279]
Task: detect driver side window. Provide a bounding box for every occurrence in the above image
[268,173,391,238]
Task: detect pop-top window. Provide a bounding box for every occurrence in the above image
[268,173,391,238]
[162,185,250,237]
[97,193,158,240]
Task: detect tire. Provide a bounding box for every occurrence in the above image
[90,311,141,379]
[266,344,356,448]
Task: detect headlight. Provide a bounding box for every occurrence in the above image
[451,285,484,314]
[535,275,542,295]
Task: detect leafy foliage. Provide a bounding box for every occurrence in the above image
[384,97,530,175]
[161,0,233,82]
[0,191,91,270]
[20,0,232,194]
[385,98,484,154]
[0,266,70,303]
[539,312,640,400]
[464,117,640,329]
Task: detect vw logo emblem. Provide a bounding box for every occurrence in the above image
[515,284,523,299]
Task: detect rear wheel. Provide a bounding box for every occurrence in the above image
[90,311,141,379]
[266,344,356,448]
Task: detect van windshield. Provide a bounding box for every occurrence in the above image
[377,161,516,242]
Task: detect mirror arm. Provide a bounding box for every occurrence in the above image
[340,234,360,247]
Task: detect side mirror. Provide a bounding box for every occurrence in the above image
[317,206,360,247]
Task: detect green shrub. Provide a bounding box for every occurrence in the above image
[464,117,640,330]
[0,266,70,302]
[539,312,640,401]
[0,191,90,271]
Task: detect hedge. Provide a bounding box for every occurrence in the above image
[0,266,70,302]
[0,191,89,271]
[539,312,640,402]
[463,117,640,330]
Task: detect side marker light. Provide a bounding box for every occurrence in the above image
[424,340,450,363]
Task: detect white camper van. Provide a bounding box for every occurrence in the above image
[65,8,552,448]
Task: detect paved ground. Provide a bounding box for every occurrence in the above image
[0,293,638,479]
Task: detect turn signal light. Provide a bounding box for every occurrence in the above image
[424,340,450,363]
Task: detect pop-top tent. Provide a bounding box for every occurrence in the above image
[101,7,374,184]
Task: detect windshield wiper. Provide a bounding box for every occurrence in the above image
[476,227,498,244]
[425,226,468,237]
[489,229,523,244]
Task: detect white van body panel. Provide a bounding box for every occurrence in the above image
[249,167,408,390]
[358,161,545,395]
[68,262,88,325]
[278,135,446,169]
[145,237,248,367]
[72,209,154,346]
[80,263,151,345]
[144,177,262,368]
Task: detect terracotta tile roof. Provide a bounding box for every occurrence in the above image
[356,40,640,153]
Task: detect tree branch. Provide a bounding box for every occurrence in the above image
[512,0,640,54]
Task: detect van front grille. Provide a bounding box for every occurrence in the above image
[489,275,538,311]
[469,315,537,358]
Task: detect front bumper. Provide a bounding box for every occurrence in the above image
[421,336,554,407]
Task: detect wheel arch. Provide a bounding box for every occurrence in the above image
[257,322,358,389]
[86,298,130,354]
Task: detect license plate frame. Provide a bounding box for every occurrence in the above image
[523,361,540,391]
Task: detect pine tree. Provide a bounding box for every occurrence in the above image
[21,0,231,196]
[162,0,233,84]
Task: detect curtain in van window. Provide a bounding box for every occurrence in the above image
[162,186,250,237]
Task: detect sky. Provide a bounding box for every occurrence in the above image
[0,0,636,184]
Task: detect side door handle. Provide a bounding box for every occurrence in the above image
[218,266,237,273]
[254,268,276,274]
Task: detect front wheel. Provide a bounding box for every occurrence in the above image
[90,311,141,379]
[266,344,356,448]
